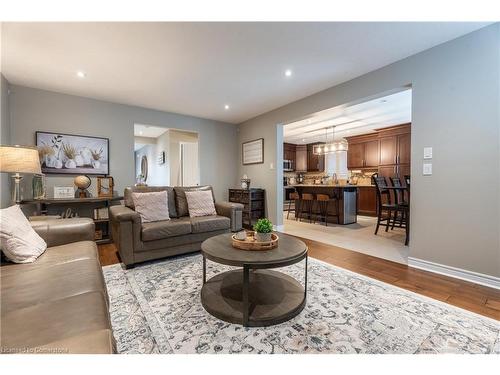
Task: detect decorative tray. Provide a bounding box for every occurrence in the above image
[231,231,279,251]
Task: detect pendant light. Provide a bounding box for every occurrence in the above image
[313,126,348,155]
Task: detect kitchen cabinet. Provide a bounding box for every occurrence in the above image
[357,186,377,216]
[379,136,398,165]
[283,143,296,170]
[346,134,379,169]
[377,123,411,183]
[307,143,325,172]
[397,133,411,165]
[295,145,307,171]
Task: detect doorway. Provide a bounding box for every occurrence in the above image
[279,87,412,264]
[134,124,199,187]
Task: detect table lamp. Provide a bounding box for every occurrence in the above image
[0,145,42,204]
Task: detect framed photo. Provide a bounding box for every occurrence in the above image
[242,138,264,165]
[36,131,109,175]
[97,176,114,197]
[53,186,75,199]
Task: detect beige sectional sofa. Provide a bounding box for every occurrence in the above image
[109,185,243,268]
[1,218,115,354]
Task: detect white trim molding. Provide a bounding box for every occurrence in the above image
[273,224,284,232]
[408,257,500,290]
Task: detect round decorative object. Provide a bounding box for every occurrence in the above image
[74,175,91,189]
[231,231,279,251]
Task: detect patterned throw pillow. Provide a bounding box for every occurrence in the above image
[132,191,170,223]
[185,190,217,218]
[0,205,47,263]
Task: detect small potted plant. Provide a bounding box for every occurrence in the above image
[253,218,273,242]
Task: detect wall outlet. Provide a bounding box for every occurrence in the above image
[423,163,432,175]
[423,147,433,159]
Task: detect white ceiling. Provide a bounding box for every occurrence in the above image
[283,89,412,144]
[2,22,489,124]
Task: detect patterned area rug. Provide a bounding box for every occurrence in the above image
[103,253,500,354]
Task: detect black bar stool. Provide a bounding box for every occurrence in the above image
[286,191,300,220]
[373,176,399,234]
[298,193,314,223]
[315,193,340,226]
[389,177,408,230]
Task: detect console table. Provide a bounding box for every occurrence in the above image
[21,196,123,244]
[228,188,265,229]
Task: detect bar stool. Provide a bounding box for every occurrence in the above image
[298,193,314,223]
[286,191,300,220]
[315,193,340,226]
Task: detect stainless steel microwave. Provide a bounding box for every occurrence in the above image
[283,159,294,171]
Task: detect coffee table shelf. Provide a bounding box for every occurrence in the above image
[200,233,308,327]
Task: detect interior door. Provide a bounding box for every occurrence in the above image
[180,142,200,186]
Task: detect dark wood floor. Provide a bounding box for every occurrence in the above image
[98,236,500,320]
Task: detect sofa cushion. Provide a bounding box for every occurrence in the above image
[174,185,214,217]
[124,186,178,218]
[1,257,106,315]
[141,217,192,242]
[132,191,170,223]
[190,215,230,234]
[0,291,111,351]
[0,205,47,263]
[185,190,217,218]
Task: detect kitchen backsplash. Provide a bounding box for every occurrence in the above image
[284,170,377,186]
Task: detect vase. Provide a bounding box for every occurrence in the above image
[92,160,101,169]
[81,149,92,165]
[74,155,84,166]
[255,232,272,242]
[65,159,77,169]
[54,159,63,169]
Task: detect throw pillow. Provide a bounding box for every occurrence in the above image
[185,190,217,218]
[132,191,170,223]
[0,205,47,263]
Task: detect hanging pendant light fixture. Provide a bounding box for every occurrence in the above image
[313,126,348,155]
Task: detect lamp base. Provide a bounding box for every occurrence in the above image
[11,173,23,204]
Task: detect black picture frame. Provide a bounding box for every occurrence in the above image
[36,131,110,175]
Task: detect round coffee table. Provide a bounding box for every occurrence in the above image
[200,232,308,327]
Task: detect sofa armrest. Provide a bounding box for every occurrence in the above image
[31,218,95,247]
[215,201,243,232]
[109,205,141,224]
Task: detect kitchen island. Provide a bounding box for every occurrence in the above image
[292,184,358,225]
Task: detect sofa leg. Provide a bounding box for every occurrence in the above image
[124,263,135,270]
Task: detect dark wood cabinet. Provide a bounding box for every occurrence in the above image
[347,143,364,168]
[397,133,411,165]
[357,186,377,216]
[377,123,411,182]
[295,145,307,171]
[229,188,265,229]
[283,143,297,170]
[364,140,380,167]
[378,165,397,180]
[379,136,398,165]
[346,134,379,169]
[306,143,325,172]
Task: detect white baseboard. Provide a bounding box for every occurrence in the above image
[274,224,284,232]
[408,257,500,290]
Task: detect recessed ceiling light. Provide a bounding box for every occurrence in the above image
[139,131,143,135]
[302,138,306,142]
[224,104,230,110]
[76,71,86,78]
[285,69,292,77]
[381,99,387,103]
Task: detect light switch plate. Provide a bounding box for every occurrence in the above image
[423,147,433,159]
[270,163,275,170]
[423,163,432,175]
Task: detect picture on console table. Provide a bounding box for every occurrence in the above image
[36,131,109,175]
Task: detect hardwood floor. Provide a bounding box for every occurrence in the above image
[98,237,500,320]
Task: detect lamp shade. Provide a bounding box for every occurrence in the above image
[0,145,42,174]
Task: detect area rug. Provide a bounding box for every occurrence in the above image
[102,253,500,354]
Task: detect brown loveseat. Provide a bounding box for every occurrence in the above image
[0,218,115,354]
[109,185,243,268]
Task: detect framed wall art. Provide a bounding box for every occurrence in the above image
[242,138,264,165]
[36,131,109,175]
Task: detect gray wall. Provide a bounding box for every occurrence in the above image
[238,24,500,277]
[1,74,11,207]
[8,85,238,202]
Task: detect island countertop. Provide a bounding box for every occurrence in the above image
[289,184,374,188]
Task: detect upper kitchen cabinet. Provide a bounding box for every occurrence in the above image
[307,143,325,172]
[346,134,379,169]
[283,143,297,170]
[378,124,411,166]
[295,145,307,171]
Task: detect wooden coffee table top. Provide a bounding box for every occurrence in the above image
[201,232,307,267]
